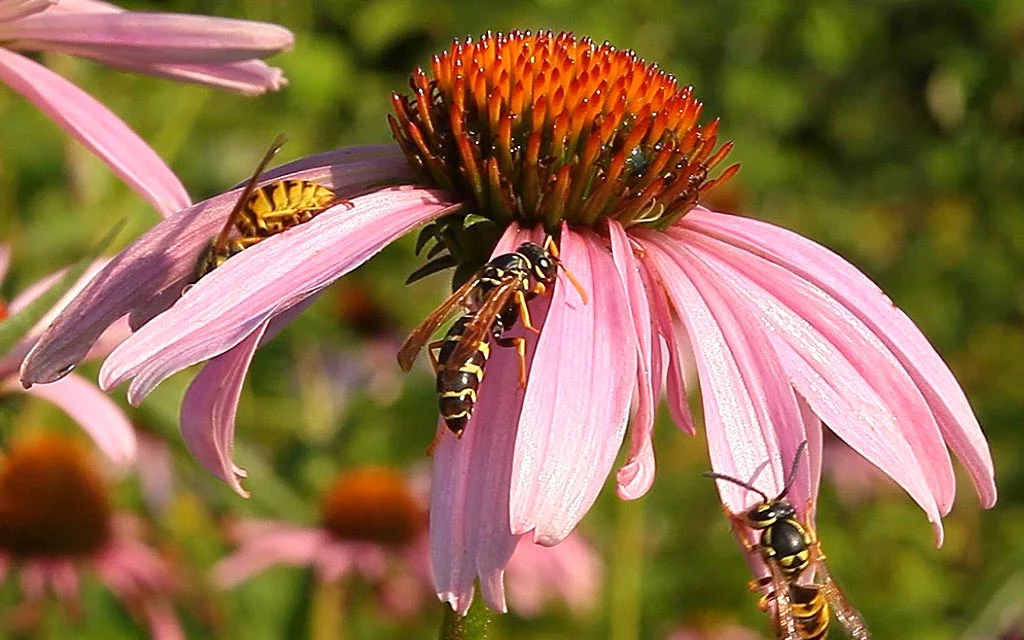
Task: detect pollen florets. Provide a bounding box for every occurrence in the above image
[389,30,738,240]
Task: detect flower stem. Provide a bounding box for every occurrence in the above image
[610,498,645,640]
[437,593,493,640]
[311,579,344,640]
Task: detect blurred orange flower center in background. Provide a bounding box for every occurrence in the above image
[0,436,112,557]
[320,467,425,546]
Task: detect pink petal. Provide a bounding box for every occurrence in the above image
[211,524,330,588]
[3,13,293,64]
[641,257,695,435]
[143,600,185,640]
[0,49,189,216]
[18,152,415,384]
[0,244,9,282]
[684,208,995,507]
[9,372,136,464]
[430,224,542,615]
[505,533,601,617]
[510,226,636,545]
[179,320,268,497]
[640,235,813,515]
[178,295,316,495]
[606,220,657,500]
[0,0,54,22]
[100,187,455,404]
[87,57,286,95]
[680,227,956,516]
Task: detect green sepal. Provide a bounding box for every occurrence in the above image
[405,254,458,285]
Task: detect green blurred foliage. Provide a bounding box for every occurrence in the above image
[1,0,1022,638]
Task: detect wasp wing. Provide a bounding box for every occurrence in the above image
[443,278,521,370]
[814,561,871,639]
[397,272,490,371]
[210,133,288,252]
[763,562,802,640]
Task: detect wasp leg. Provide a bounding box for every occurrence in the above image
[425,424,447,456]
[427,340,445,374]
[515,290,541,334]
[496,337,528,387]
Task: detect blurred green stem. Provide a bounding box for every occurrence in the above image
[311,579,344,640]
[611,498,644,640]
[437,594,492,640]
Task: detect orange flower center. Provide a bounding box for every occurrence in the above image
[320,467,425,546]
[391,30,737,239]
[0,436,113,557]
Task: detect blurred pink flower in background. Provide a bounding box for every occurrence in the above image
[820,431,899,505]
[19,31,996,613]
[212,466,434,616]
[0,246,135,463]
[212,466,602,618]
[0,435,183,639]
[0,0,293,216]
[503,530,601,618]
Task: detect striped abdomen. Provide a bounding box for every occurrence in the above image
[789,584,830,640]
[237,179,338,237]
[436,316,494,436]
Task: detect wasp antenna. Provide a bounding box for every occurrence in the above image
[703,471,770,503]
[556,260,589,305]
[542,234,559,257]
[777,440,809,500]
[212,134,289,249]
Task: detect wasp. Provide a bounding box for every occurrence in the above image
[195,134,347,280]
[397,237,587,438]
[705,442,871,640]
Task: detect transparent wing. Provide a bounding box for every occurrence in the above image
[444,279,520,369]
[764,562,802,640]
[397,272,490,371]
[815,561,871,639]
[210,133,288,252]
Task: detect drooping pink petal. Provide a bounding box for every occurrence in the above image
[640,259,695,435]
[211,524,330,588]
[178,295,317,495]
[20,150,413,386]
[640,234,813,515]
[3,13,293,64]
[0,0,54,23]
[510,226,636,545]
[430,224,542,615]
[7,373,135,464]
[680,227,956,516]
[0,49,189,217]
[607,220,657,500]
[82,56,287,95]
[179,319,268,497]
[683,207,995,507]
[99,187,455,404]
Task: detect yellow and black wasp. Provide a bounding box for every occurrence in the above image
[195,134,348,280]
[705,442,871,640]
[398,236,586,439]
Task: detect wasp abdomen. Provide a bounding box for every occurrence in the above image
[790,584,830,640]
[436,317,494,436]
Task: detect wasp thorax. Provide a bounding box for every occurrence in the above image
[389,30,739,239]
[320,467,425,546]
[0,436,113,557]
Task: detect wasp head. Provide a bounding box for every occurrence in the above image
[744,498,796,529]
[516,242,559,289]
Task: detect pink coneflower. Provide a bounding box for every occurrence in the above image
[0,246,135,463]
[212,465,600,618]
[0,435,183,639]
[20,31,995,613]
[0,0,293,216]
[212,466,433,616]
